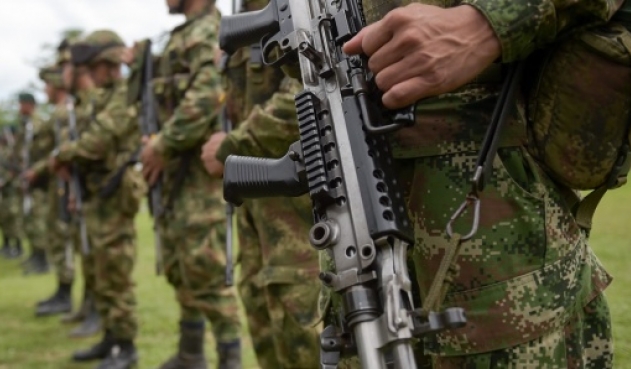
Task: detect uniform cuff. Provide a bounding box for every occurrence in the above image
[150,133,168,159]
[216,136,238,164]
[458,1,554,62]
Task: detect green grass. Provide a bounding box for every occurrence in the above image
[1,186,630,369]
[0,206,259,369]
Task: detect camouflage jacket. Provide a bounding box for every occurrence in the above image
[12,112,53,191]
[361,0,619,357]
[57,80,140,196]
[32,103,68,178]
[216,46,300,161]
[150,5,223,180]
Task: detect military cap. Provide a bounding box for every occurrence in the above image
[70,30,126,66]
[38,65,64,89]
[18,92,36,104]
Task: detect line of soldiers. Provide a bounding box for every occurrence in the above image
[0,0,324,368]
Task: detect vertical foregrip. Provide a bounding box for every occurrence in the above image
[223,150,308,206]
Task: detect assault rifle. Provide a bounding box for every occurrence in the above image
[67,98,90,255]
[219,0,466,367]
[138,40,164,275]
[53,117,74,269]
[21,118,34,215]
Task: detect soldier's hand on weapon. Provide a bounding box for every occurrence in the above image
[201,132,226,177]
[22,169,37,185]
[140,136,165,186]
[342,4,501,109]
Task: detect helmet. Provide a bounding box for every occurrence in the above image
[38,65,65,89]
[168,0,187,14]
[70,30,125,66]
[18,92,36,105]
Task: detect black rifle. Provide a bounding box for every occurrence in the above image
[67,98,91,255]
[53,117,74,269]
[219,0,466,367]
[138,40,164,275]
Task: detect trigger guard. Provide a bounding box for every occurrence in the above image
[261,33,295,66]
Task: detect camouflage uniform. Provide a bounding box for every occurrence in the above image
[35,103,74,285]
[149,3,241,358]
[57,30,145,369]
[216,45,322,368]
[58,79,143,342]
[14,112,52,269]
[331,0,616,367]
[0,126,22,243]
[29,79,78,309]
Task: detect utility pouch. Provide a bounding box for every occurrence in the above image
[526,3,631,229]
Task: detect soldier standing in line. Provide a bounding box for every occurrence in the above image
[138,0,242,368]
[30,65,74,317]
[51,30,145,369]
[15,92,50,275]
[201,3,322,366]
[54,38,103,338]
[0,120,23,259]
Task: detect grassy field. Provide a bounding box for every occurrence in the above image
[0,186,630,369]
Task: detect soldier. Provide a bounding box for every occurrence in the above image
[0,120,22,259]
[54,38,102,338]
[31,65,74,317]
[50,30,145,369]
[138,0,242,367]
[15,92,51,275]
[201,5,322,367]
[334,1,614,368]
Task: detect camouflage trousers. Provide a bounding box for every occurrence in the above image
[0,187,22,239]
[46,183,74,284]
[23,189,48,253]
[159,165,241,343]
[84,193,138,340]
[237,196,321,368]
[432,293,612,368]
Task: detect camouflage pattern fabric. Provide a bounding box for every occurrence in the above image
[57,80,144,341]
[320,0,617,366]
[32,103,74,284]
[217,47,322,366]
[0,129,22,240]
[13,113,52,255]
[150,5,241,343]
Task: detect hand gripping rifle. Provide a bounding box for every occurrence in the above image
[219,0,466,367]
[53,117,74,269]
[138,40,165,275]
[21,118,34,215]
[66,98,91,255]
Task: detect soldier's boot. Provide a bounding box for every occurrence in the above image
[95,340,138,369]
[35,282,72,316]
[72,330,115,362]
[216,340,241,369]
[9,238,23,259]
[4,238,22,259]
[62,289,90,324]
[156,320,207,369]
[70,301,101,338]
[23,249,50,275]
[0,236,12,258]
